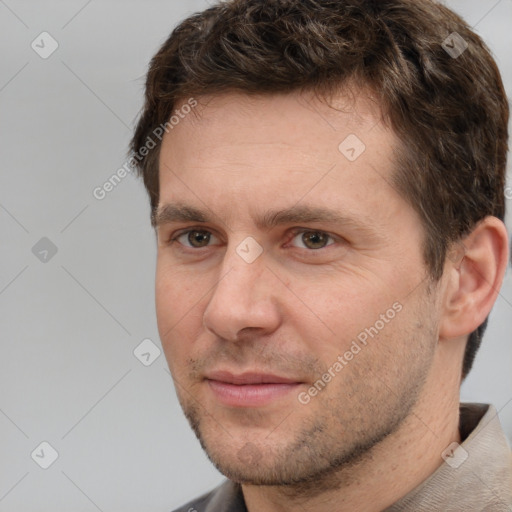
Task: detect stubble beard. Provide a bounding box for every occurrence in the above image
[173,290,439,497]
[177,355,432,498]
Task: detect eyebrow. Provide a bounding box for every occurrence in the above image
[153,203,377,236]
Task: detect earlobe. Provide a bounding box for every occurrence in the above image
[439,216,509,340]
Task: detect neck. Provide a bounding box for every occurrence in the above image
[242,355,462,512]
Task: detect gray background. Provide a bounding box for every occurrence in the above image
[1,0,511,510]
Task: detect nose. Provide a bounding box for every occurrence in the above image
[202,245,282,342]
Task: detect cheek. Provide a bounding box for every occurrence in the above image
[155,270,177,335]
[291,281,390,350]
[155,260,203,320]
[156,296,198,378]
[155,264,205,355]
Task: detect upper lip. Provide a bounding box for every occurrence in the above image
[205,370,301,385]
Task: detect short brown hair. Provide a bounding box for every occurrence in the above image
[131,0,509,379]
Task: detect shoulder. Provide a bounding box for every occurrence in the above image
[171,480,245,512]
[171,490,213,512]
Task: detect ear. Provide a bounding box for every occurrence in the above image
[439,216,510,340]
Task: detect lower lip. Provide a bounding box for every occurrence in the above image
[206,380,301,407]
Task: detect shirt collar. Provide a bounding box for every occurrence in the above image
[386,403,512,511]
[205,403,512,512]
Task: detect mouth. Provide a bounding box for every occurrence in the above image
[204,370,303,407]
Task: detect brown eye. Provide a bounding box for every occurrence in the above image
[169,229,221,251]
[294,231,333,250]
[187,230,211,247]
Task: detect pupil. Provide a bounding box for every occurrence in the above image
[189,231,210,247]
[304,232,327,249]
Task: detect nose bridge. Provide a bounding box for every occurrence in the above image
[212,242,267,308]
[203,240,279,339]
[216,235,267,294]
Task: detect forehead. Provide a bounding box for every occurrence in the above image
[172,89,385,145]
[159,89,394,177]
[156,90,404,227]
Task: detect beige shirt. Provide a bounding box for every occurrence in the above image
[173,403,512,512]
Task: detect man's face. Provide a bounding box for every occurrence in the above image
[155,91,441,485]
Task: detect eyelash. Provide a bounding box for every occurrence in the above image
[167,228,338,251]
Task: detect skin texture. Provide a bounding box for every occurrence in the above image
[154,91,509,512]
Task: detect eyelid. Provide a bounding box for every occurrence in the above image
[165,227,342,250]
[166,227,221,247]
[286,228,338,249]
